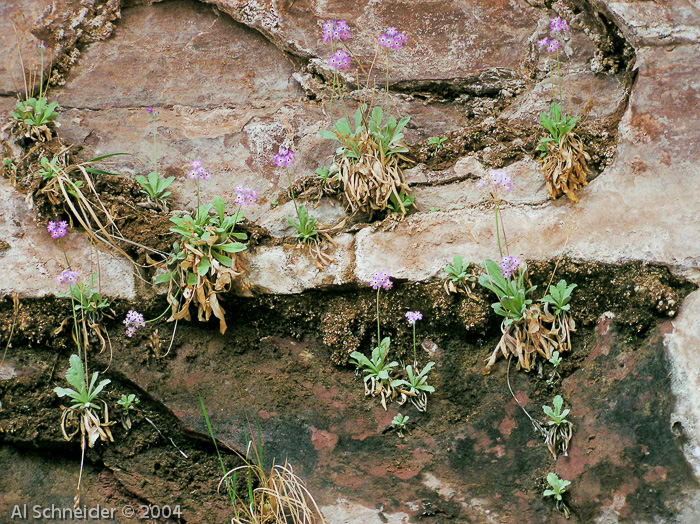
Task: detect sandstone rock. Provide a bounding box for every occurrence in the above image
[247,233,354,294]
[587,0,700,47]
[0,177,135,299]
[665,290,700,479]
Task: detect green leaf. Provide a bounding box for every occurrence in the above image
[65,354,86,392]
[197,258,211,276]
[154,271,173,285]
[213,195,226,221]
[187,272,198,286]
[218,242,246,253]
[318,130,338,141]
[212,251,232,267]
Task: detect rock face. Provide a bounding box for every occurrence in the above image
[1,0,700,523]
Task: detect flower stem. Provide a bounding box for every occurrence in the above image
[412,323,417,366]
[146,302,172,324]
[196,178,200,210]
[385,50,391,111]
[494,198,503,258]
[152,114,158,177]
[286,168,299,215]
[556,48,563,104]
[59,239,71,269]
[376,289,381,343]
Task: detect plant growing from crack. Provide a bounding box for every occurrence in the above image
[428,136,448,150]
[160,179,248,334]
[542,280,577,352]
[12,41,60,143]
[274,147,319,243]
[350,337,404,410]
[542,394,573,459]
[202,397,327,523]
[546,350,563,386]
[391,413,410,437]
[536,17,590,203]
[443,255,478,297]
[117,393,140,430]
[543,472,572,517]
[318,23,413,219]
[54,354,113,507]
[135,107,175,211]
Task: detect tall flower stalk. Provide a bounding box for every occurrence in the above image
[477,170,513,258]
[322,20,351,121]
[405,311,422,365]
[188,160,211,209]
[370,271,393,345]
[538,17,569,104]
[378,27,407,111]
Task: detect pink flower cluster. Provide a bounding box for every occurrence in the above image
[273,147,295,167]
[235,185,259,207]
[322,20,350,42]
[188,160,212,180]
[378,27,407,50]
[405,311,422,325]
[123,309,146,338]
[57,269,80,286]
[550,17,569,33]
[499,256,522,279]
[538,17,569,54]
[328,49,351,70]
[477,169,513,196]
[47,220,68,239]
[538,37,560,53]
[370,270,393,291]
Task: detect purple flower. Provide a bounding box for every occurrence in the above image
[405,311,423,325]
[546,39,560,53]
[37,40,46,51]
[235,185,259,206]
[123,309,146,338]
[47,220,68,239]
[273,147,296,167]
[328,49,351,70]
[550,17,569,33]
[370,270,393,291]
[57,269,80,286]
[188,160,211,180]
[146,107,154,114]
[537,37,550,48]
[322,19,350,42]
[477,169,513,196]
[499,256,522,279]
[379,28,406,49]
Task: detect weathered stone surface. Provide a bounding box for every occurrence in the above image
[665,290,700,479]
[0,0,121,97]
[210,0,542,83]
[354,44,700,286]
[0,0,52,96]
[0,178,135,299]
[587,0,700,46]
[247,233,354,294]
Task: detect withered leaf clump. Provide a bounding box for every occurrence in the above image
[338,144,410,218]
[165,243,245,335]
[539,131,591,203]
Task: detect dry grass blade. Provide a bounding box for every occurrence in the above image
[540,131,591,203]
[221,461,326,524]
